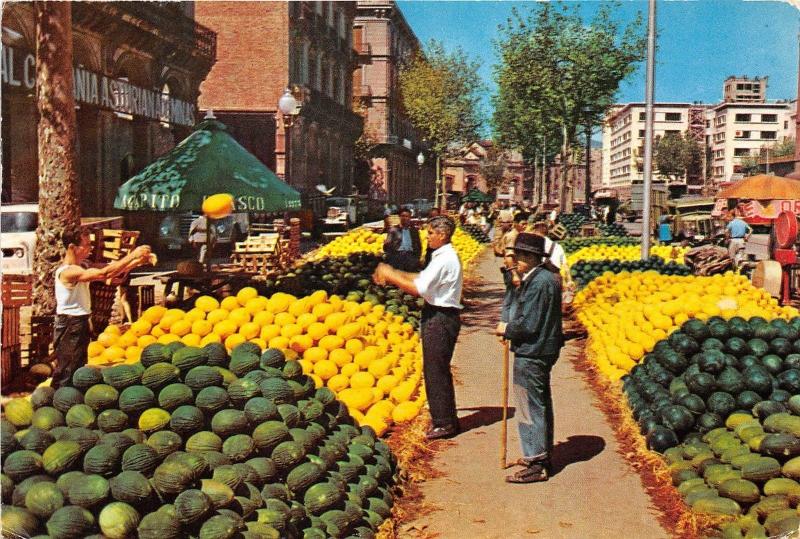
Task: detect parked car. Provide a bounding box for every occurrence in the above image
[1,203,38,274]
[156,212,249,252]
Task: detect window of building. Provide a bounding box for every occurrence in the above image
[761,131,777,140]
[734,148,750,157]
[315,1,322,14]
[785,121,789,129]
[735,113,751,122]
[734,130,750,139]
[706,120,711,128]
[761,114,777,123]
[637,129,644,138]
[664,112,681,122]
[638,111,646,121]
[665,130,680,136]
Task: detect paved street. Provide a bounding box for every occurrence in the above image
[403,250,667,539]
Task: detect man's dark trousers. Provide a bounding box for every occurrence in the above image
[421,304,461,428]
[52,314,90,389]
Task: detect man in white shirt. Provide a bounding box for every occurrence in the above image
[373,216,463,440]
[531,222,568,275]
[53,226,152,388]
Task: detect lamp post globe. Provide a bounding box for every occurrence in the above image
[278,88,298,116]
[416,152,425,166]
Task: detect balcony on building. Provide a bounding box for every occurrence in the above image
[72,2,217,69]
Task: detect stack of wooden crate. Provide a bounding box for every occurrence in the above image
[230,233,283,276]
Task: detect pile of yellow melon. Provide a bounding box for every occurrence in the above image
[310,228,386,260]
[574,271,798,382]
[567,244,688,267]
[310,225,483,267]
[86,287,425,435]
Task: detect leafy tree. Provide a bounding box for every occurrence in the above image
[399,40,484,207]
[654,132,702,185]
[493,2,646,211]
[32,1,81,316]
[767,138,795,158]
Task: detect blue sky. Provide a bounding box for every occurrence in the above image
[397,0,799,124]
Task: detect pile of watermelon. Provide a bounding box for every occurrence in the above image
[560,236,639,254]
[460,224,490,243]
[569,256,690,289]
[1,341,395,539]
[621,316,800,535]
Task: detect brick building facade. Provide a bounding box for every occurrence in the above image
[353,0,434,204]
[196,1,363,199]
[443,141,532,204]
[544,149,603,206]
[1,2,215,216]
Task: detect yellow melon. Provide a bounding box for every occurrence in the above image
[225,333,246,350]
[236,286,258,305]
[252,311,275,327]
[130,319,152,337]
[341,363,359,377]
[306,322,328,342]
[239,322,260,340]
[329,349,352,368]
[213,320,237,340]
[280,323,302,339]
[191,319,213,337]
[268,335,290,350]
[169,319,192,337]
[350,372,375,390]
[206,308,230,326]
[260,324,281,341]
[318,335,344,352]
[313,360,338,381]
[303,347,328,363]
[87,341,105,358]
[195,295,220,313]
[220,296,241,311]
[181,334,202,347]
[202,193,234,219]
[96,332,118,348]
[200,333,222,346]
[141,305,167,324]
[327,373,349,392]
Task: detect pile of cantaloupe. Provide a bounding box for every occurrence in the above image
[86,287,425,435]
[574,271,799,381]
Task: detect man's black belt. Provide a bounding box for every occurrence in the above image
[423,303,461,314]
[55,313,91,319]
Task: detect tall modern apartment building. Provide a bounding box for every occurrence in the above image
[600,103,698,199]
[601,76,796,198]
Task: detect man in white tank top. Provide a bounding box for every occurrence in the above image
[52,227,153,389]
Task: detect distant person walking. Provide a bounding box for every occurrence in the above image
[52,226,152,389]
[725,210,752,266]
[189,215,217,264]
[497,233,564,483]
[373,216,463,440]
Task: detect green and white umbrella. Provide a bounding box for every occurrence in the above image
[114,119,301,213]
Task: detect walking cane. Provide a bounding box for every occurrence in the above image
[500,339,510,469]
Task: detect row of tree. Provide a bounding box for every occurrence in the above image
[398,2,648,211]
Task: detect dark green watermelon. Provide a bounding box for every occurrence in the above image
[753,323,777,340]
[697,412,724,433]
[682,319,710,342]
[701,338,725,351]
[657,350,688,374]
[646,427,679,452]
[659,405,695,434]
[716,367,745,395]
[784,354,800,369]
[728,317,753,339]
[738,355,759,370]
[760,354,784,375]
[677,393,706,416]
[736,390,763,410]
[685,372,716,398]
[669,332,700,356]
[708,322,730,340]
[706,392,737,417]
[777,369,800,393]
[753,400,787,421]
[724,337,749,357]
[697,350,726,375]
[743,365,774,397]
[747,338,769,358]
[770,338,793,356]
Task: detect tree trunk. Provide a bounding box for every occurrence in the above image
[32,1,80,316]
[559,123,574,213]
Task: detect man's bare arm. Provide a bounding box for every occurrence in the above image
[373,263,420,297]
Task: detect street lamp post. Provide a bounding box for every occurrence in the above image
[641,0,657,261]
[278,87,301,186]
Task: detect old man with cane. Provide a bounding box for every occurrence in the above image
[373,216,463,440]
[497,233,564,483]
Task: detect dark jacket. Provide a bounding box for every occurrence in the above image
[384,225,421,258]
[501,265,563,358]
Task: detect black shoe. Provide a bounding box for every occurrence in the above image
[425,424,459,440]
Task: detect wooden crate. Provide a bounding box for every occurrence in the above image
[28,315,54,365]
[2,274,33,307]
[2,344,21,386]
[87,228,140,265]
[90,282,118,335]
[126,284,155,319]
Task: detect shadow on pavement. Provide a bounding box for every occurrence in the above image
[550,434,606,476]
[457,406,516,433]
[461,282,505,333]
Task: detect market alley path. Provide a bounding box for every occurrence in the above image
[403,249,668,539]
